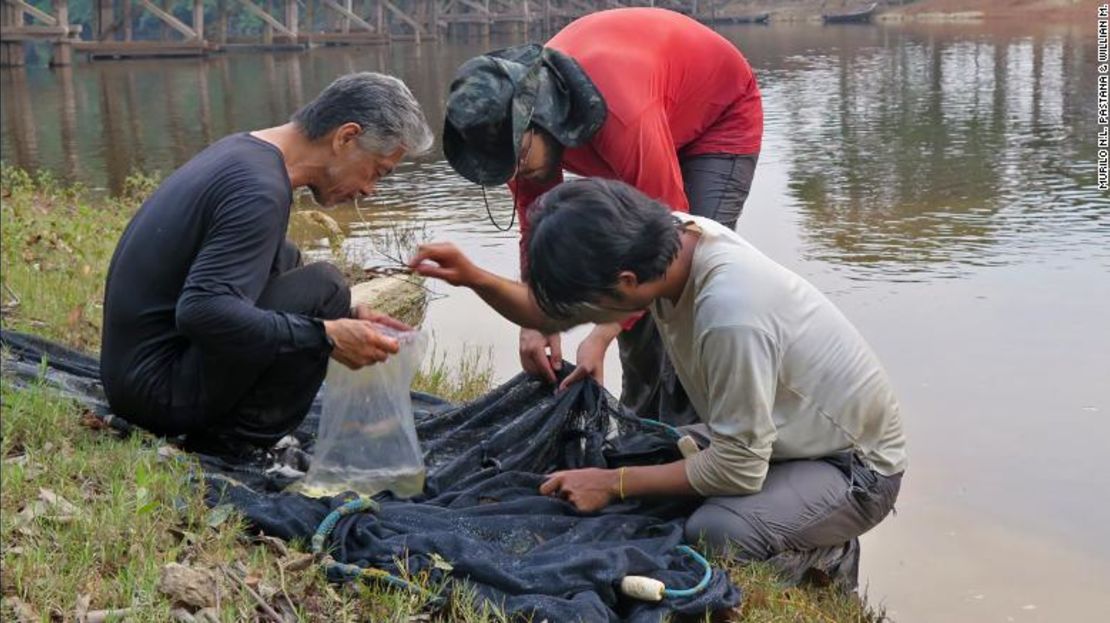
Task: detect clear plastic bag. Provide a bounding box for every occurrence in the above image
[297,324,428,499]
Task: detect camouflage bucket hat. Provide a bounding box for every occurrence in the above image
[444,43,607,186]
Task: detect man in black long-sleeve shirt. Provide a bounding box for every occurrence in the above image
[101,73,433,453]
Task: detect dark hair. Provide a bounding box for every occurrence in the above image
[291,72,433,156]
[526,178,681,319]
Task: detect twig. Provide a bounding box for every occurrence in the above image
[2,282,20,313]
[215,566,221,616]
[274,557,303,622]
[85,608,134,623]
[357,267,447,303]
[221,566,285,623]
[363,265,415,277]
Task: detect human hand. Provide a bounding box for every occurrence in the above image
[558,323,620,392]
[351,304,412,332]
[323,318,400,369]
[519,328,562,384]
[409,242,482,288]
[540,468,620,513]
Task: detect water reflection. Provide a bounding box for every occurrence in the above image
[4,68,38,172]
[745,24,1108,280]
[0,24,1106,281]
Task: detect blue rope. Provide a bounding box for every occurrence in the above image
[311,497,443,603]
[631,415,684,440]
[661,545,714,599]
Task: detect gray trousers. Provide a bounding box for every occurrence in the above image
[618,153,759,426]
[684,447,902,589]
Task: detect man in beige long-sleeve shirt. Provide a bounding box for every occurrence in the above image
[410,178,906,564]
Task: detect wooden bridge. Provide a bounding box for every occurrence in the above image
[0,0,758,66]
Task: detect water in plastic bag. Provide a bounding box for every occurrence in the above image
[296,324,429,499]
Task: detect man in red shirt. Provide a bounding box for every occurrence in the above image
[443,8,763,425]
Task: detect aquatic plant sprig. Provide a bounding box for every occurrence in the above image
[352,198,447,302]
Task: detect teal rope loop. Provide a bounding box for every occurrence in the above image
[635,416,684,440]
[661,545,714,599]
[311,497,443,604]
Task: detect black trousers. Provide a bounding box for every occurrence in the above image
[167,241,350,452]
[617,153,758,425]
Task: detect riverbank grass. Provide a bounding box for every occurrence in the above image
[1,167,883,621]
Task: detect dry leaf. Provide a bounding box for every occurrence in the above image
[85,608,134,623]
[206,504,235,528]
[253,534,289,558]
[66,304,85,329]
[169,608,196,623]
[168,526,199,545]
[282,553,315,573]
[5,597,39,623]
[39,488,81,517]
[429,552,454,572]
[157,445,182,460]
[17,488,82,529]
[74,593,90,622]
[80,411,109,431]
[158,563,221,608]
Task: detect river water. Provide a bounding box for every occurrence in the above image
[3,19,1108,622]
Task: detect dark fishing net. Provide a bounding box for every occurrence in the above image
[1,330,741,622]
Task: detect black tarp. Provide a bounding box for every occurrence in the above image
[1,331,741,622]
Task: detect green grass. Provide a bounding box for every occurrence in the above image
[413,342,495,403]
[0,168,132,350]
[0,165,886,622]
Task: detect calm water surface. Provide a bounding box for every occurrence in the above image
[3,20,1108,621]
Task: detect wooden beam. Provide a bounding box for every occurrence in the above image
[262,0,273,42]
[300,30,387,43]
[1,0,25,66]
[95,0,114,39]
[193,0,204,39]
[380,0,425,42]
[318,0,374,32]
[5,0,56,26]
[235,0,295,37]
[216,0,228,43]
[563,0,592,13]
[51,0,71,64]
[135,0,198,39]
[284,0,297,36]
[74,39,208,57]
[1,24,78,39]
[455,0,489,15]
[98,15,124,40]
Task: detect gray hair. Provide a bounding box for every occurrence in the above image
[291,72,434,156]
